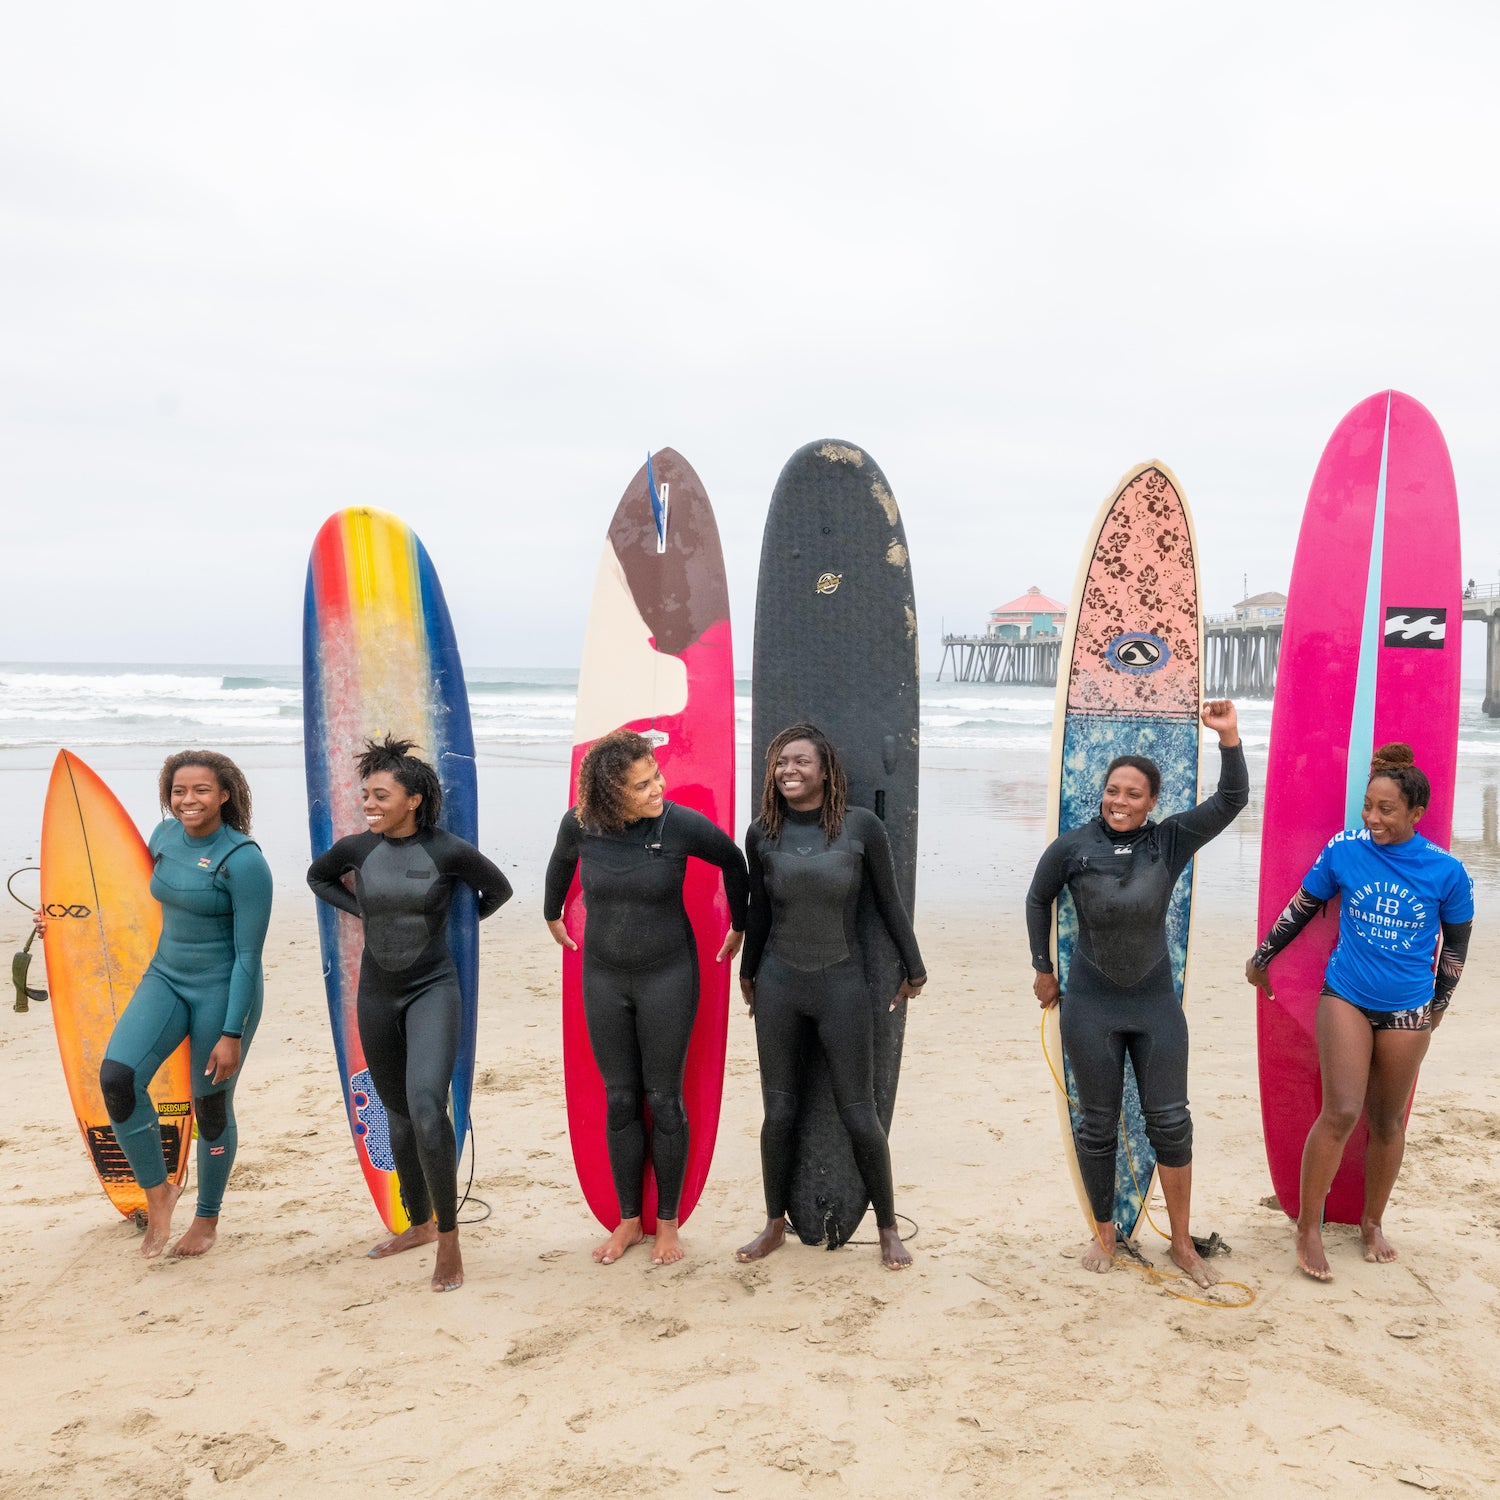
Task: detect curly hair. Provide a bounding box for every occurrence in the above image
[1103,754,1161,801]
[1368,742,1430,812]
[158,750,253,834]
[759,722,847,844]
[576,730,659,834]
[355,735,443,830]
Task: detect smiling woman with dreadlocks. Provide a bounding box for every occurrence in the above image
[307,736,512,1293]
[735,723,926,1271]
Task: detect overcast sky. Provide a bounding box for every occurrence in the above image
[3,2,1497,671]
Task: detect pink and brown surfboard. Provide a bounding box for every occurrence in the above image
[562,450,735,1232]
[1258,392,1461,1224]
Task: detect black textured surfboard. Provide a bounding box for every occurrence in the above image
[752,439,919,1247]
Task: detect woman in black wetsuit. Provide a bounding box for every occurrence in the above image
[1025,700,1246,1289]
[307,736,513,1293]
[735,723,926,1271]
[544,729,748,1267]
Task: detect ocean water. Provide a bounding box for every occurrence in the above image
[3,664,1499,922]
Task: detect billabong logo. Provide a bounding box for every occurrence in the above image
[816,573,843,595]
[1384,607,1446,649]
[1105,631,1170,675]
[197,857,212,868]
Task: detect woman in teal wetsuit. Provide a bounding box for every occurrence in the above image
[41,752,273,1258]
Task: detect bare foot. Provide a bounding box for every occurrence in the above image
[592,1217,644,1264]
[1361,1219,1398,1265]
[1296,1221,1332,1281]
[369,1220,438,1259]
[169,1216,219,1258]
[736,1218,786,1263]
[1082,1221,1115,1274]
[432,1228,463,1291]
[1170,1240,1221,1288]
[652,1218,685,1266]
[879,1224,911,1270]
[140,1182,183,1259]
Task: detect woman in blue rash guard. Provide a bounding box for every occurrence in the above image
[34,752,274,1260]
[308,736,513,1293]
[1247,742,1474,1283]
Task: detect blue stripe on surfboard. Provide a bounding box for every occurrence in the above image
[1345,393,1392,828]
[1057,712,1199,1236]
[414,538,481,1155]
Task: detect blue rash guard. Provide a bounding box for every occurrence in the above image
[1297,829,1474,1012]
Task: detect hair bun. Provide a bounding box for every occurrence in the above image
[1370,742,1415,772]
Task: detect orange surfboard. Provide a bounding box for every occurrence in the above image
[39,751,193,1218]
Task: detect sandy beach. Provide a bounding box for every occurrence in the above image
[4,887,1499,1497]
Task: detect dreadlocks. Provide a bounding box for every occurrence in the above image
[759,722,847,844]
[355,735,443,830]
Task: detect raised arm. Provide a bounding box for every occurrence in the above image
[1161,739,1249,875]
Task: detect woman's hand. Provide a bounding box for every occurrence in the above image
[1201,699,1240,746]
[205,1036,242,1086]
[1245,959,1273,998]
[1033,971,1062,1009]
[890,976,925,1013]
[717,929,744,963]
[32,909,47,940]
[739,974,756,1017]
[546,918,578,952]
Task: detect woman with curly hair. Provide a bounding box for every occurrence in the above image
[544,729,748,1266]
[735,723,926,1271]
[307,736,512,1292]
[35,752,274,1259]
[1248,743,1474,1281]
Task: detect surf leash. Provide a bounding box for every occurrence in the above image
[1040,1013,1255,1310]
[455,1119,492,1226]
[844,1212,919,1247]
[7,867,48,1012]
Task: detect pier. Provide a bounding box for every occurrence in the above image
[941,586,1500,715]
[936,635,1061,685]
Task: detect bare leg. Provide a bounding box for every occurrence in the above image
[1360,1027,1431,1265]
[1158,1162,1218,1288]
[736,1217,787,1262]
[370,1219,438,1258]
[878,1223,911,1270]
[140,1181,183,1259]
[593,1216,645,1264]
[651,1217,685,1266]
[432,1227,463,1291]
[1296,995,1373,1281]
[1082,1219,1116,1274]
[169,1215,218,1258]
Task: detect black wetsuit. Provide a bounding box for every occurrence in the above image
[307,826,512,1232]
[741,806,926,1231]
[543,802,749,1221]
[1025,744,1248,1223]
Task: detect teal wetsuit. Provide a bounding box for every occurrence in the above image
[100,819,273,1218]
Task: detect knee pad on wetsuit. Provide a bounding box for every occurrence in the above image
[194,1092,229,1142]
[1073,1110,1120,1161]
[1143,1107,1192,1168]
[605,1087,643,1133]
[645,1090,686,1136]
[761,1088,798,1134]
[837,1099,884,1149]
[99,1059,138,1123]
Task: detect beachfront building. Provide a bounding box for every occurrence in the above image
[987,586,1066,641]
[1232,590,1287,621]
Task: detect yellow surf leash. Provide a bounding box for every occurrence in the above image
[1040,1013,1256,1310]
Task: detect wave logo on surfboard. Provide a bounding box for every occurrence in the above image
[1383,607,1447,648]
[1105,631,1170,674]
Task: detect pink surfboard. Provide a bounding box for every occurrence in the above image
[1258,391,1460,1224]
[562,450,735,1232]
